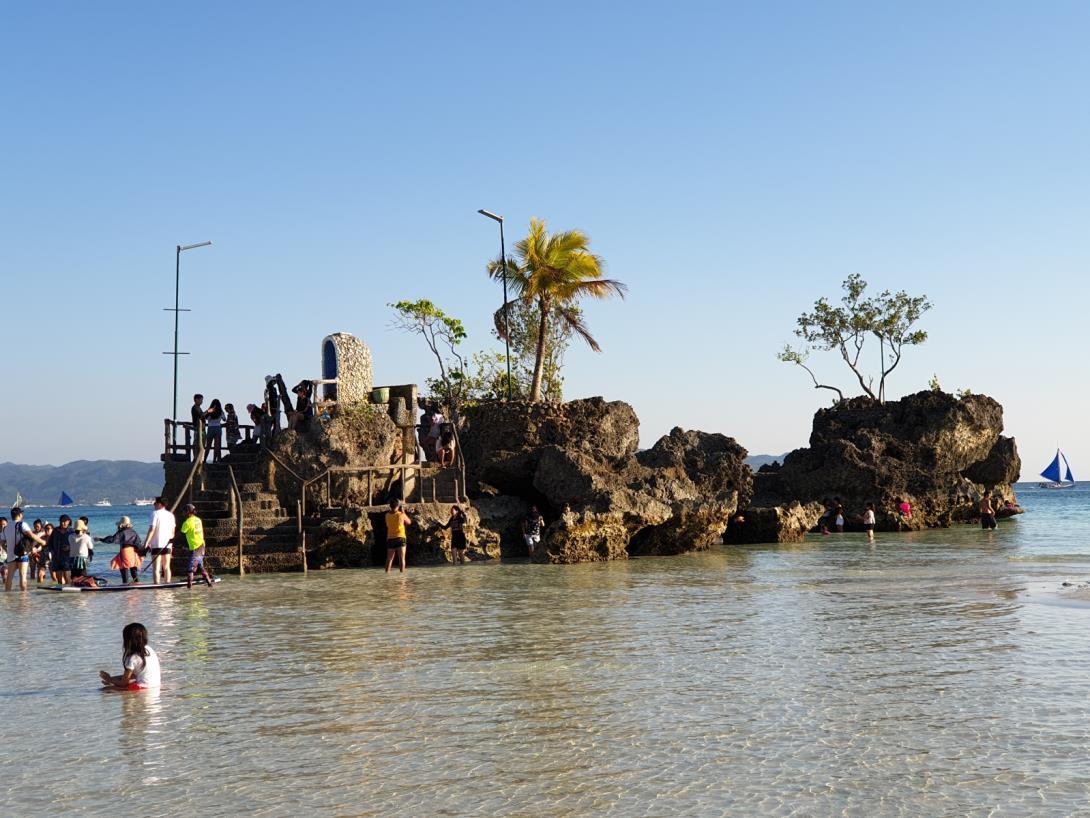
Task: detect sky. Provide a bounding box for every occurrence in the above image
[1,1,1087,478]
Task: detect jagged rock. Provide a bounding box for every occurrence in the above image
[472,495,530,559]
[539,510,631,563]
[636,428,753,507]
[268,404,400,507]
[724,502,825,544]
[761,391,1020,531]
[461,399,749,561]
[461,398,640,495]
[627,500,737,556]
[314,503,497,565]
[962,436,1021,487]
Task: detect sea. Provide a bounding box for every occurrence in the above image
[2,484,1090,817]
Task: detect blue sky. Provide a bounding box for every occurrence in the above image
[2,1,1087,478]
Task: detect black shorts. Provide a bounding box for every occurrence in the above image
[150,548,172,557]
[863,524,874,531]
[981,515,997,530]
[452,531,467,551]
[387,538,406,550]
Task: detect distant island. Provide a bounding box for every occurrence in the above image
[0,460,163,506]
[744,453,788,470]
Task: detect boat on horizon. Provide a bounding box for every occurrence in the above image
[58,491,74,506]
[93,499,112,507]
[133,498,154,506]
[1039,448,1076,489]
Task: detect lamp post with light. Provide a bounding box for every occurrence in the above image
[165,241,212,433]
[477,209,512,400]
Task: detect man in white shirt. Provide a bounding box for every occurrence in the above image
[144,498,177,584]
[5,507,46,591]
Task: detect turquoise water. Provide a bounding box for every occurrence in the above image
[2,485,1090,817]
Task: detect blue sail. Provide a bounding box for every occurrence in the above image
[1063,453,1075,483]
[1041,452,1062,483]
[58,491,73,506]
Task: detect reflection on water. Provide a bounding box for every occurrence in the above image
[2,494,1090,816]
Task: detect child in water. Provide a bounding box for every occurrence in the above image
[99,622,161,691]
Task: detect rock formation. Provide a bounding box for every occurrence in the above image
[461,398,751,563]
[740,390,1021,534]
[267,403,401,509]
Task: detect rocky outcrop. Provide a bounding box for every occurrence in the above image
[723,501,825,544]
[462,398,751,563]
[747,391,1021,531]
[312,502,498,566]
[268,403,401,508]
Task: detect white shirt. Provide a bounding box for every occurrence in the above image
[863,509,875,525]
[124,646,162,688]
[148,508,176,550]
[4,521,31,558]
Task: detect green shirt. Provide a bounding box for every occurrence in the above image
[180,515,205,550]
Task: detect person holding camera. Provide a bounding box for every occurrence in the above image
[384,499,412,574]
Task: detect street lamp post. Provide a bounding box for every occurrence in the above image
[165,241,212,430]
[477,209,512,400]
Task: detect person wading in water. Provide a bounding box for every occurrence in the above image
[384,499,412,574]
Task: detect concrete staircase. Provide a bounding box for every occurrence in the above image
[178,445,466,573]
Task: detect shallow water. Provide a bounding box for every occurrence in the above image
[3,485,1090,817]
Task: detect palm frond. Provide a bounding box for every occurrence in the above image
[556,304,601,352]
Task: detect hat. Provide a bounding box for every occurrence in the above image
[247,403,257,412]
[117,516,131,528]
[74,519,88,532]
[184,503,197,514]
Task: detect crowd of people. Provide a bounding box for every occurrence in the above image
[0,499,215,591]
[187,374,316,462]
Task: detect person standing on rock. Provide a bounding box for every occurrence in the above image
[522,506,545,558]
[863,503,876,542]
[980,491,998,530]
[384,499,412,573]
[144,498,176,584]
[190,394,205,459]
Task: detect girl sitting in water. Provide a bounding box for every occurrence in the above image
[100,623,161,691]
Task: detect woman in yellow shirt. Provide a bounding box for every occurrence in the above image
[384,499,412,573]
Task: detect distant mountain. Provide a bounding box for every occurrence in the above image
[745,453,790,470]
[0,460,163,506]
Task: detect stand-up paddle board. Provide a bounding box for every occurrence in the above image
[40,578,220,593]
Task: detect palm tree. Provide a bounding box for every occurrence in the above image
[488,217,626,402]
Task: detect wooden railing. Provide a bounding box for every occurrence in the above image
[163,419,256,461]
[169,439,206,514]
[227,464,245,577]
[301,463,432,517]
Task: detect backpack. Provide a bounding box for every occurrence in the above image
[12,522,31,558]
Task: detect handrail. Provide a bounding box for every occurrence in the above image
[227,464,245,577]
[301,462,427,516]
[169,438,206,514]
[262,445,305,483]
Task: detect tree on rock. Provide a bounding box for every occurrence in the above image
[779,274,931,403]
[488,218,626,403]
[389,299,470,411]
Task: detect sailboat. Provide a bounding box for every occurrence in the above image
[1039,448,1076,489]
[58,492,74,507]
[13,492,24,508]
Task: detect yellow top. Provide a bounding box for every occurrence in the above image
[385,510,406,540]
[180,515,205,550]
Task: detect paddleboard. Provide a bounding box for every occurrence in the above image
[40,578,220,593]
